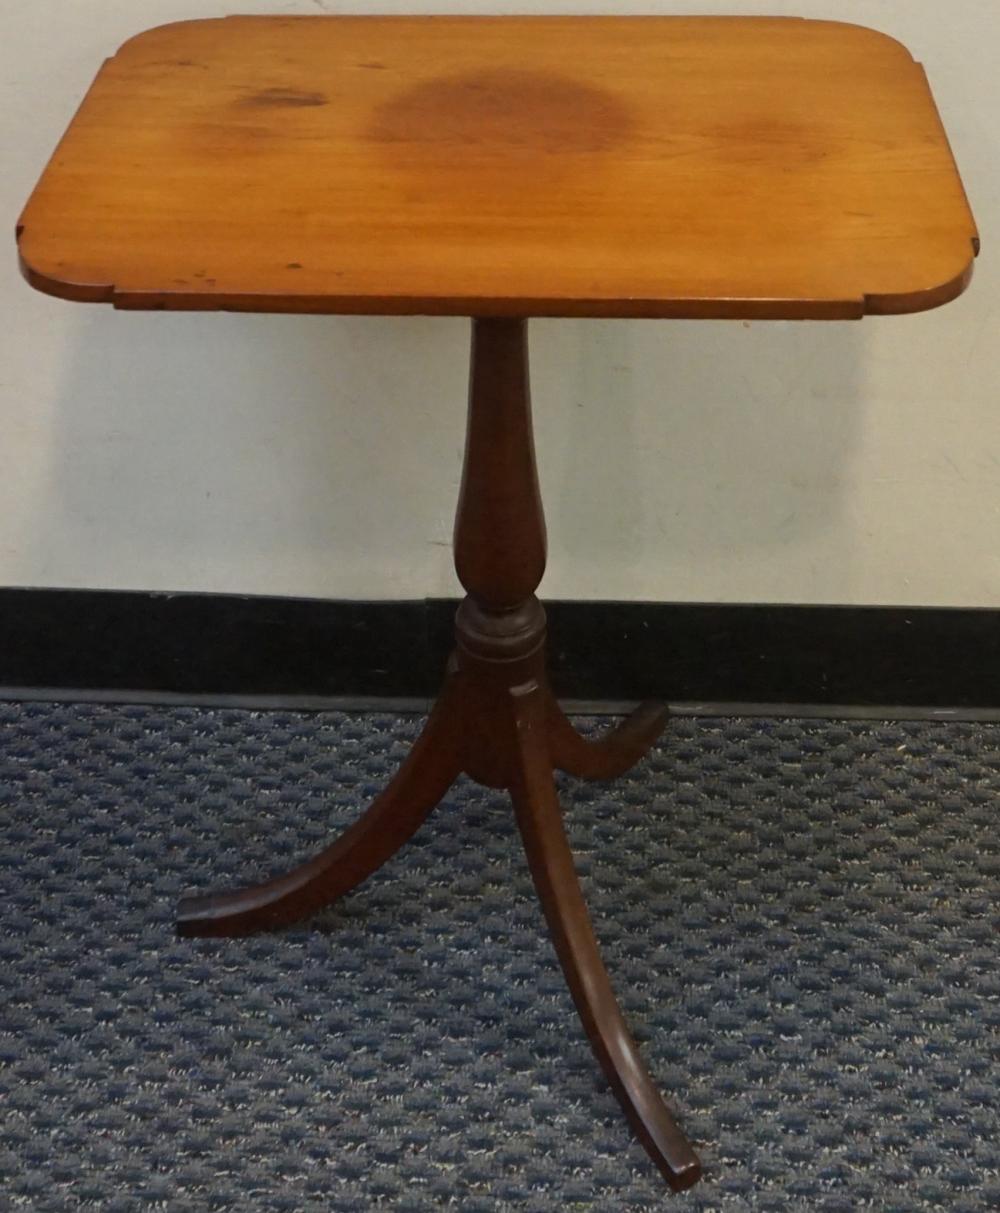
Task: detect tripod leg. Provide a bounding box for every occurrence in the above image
[547,694,669,780]
[508,682,700,1190]
[177,677,464,938]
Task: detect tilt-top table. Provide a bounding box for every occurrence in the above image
[18,15,978,1191]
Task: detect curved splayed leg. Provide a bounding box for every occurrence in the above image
[547,694,669,781]
[508,683,700,1191]
[177,675,464,938]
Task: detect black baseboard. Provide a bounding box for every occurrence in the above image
[0,588,997,715]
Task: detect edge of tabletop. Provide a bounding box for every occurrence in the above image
[9,276,983,324]
[27,13,947,51]
[13,218,981,319]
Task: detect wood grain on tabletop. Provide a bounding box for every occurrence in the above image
[17,15,979,319]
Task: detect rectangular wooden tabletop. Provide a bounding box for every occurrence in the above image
[17,15,978,319]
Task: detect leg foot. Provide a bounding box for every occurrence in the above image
[509,684,700,1190]
[177,678,464,938]
[547,695,669,781]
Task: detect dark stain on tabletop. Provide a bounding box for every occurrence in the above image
[368,69,631,157]
[242,87,328,108]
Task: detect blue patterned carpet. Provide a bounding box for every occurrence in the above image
[1,701,999,1210]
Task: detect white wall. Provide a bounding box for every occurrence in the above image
[3,0,998,605]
